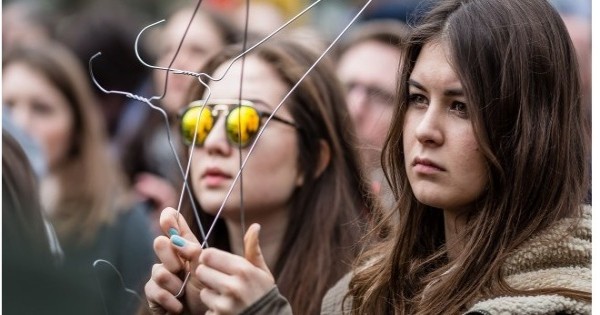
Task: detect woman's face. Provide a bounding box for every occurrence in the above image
[189,56,302,221]
[337,40,400,171]
[403,41,487,213]
[3,62,75,170]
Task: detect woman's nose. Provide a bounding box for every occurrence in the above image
[414,106,444,146]
[202,114,232,156]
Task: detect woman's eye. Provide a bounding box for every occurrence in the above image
[450,101,468,117]
[3,99,15,109]
[408,94,428,106]
[31,101,54,116]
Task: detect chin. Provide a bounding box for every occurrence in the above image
[413,191,447,209]
[199,198,238,216]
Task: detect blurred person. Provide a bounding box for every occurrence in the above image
[322,0,591,314]
[3,130,56,280]
[561,13,591,203]
[2,0,56,52]
[142,38,375,315]
[232,2,285,36]
[2,42,155,315]
[336,19,410,201]
[152,5,240,114]
[3,130,105,314]
[561,14,591,121]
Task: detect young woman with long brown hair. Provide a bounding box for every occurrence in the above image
[322,0,591,314]
[143,38,375,315]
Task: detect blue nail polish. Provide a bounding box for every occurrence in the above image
[168,228,179,236]
[171,235,185,247]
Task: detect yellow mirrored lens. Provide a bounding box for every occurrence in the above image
[226,106,260,146]
[182,107,213,145]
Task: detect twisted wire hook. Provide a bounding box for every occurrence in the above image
[93,259,144,314]
[133,0,325,84]
[135,0,205,102]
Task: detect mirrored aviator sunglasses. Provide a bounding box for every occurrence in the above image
[179,99,298,148]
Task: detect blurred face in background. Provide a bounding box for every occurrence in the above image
[337,40,401,171]
[3,62,75,170]
[154,10,228,115]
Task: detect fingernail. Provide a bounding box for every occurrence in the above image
[168,228,179,236]
[171,235,185,247]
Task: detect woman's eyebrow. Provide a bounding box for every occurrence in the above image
[247,98,274,111]
[444,88,464,97]
[408,79,426,91]
[408,79,464,97]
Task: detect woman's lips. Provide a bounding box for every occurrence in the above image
[202,168,233,186]
[412,157,445,174]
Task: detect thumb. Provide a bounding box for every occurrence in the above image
[244,223,271,276]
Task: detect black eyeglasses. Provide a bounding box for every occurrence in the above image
[179,99,297,148]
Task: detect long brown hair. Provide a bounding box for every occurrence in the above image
[3,42,127,245]
[181,39,375,314]
[349,0,590,314]
[2,130,53,261]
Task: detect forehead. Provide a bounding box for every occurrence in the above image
[410,41,462,90]
[163,12,223,46]
[337,40,401,89]
[4,62,57,92]
[204,56,289,111]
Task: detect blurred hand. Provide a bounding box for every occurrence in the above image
[134,172,178,212]
[195,224,275,315]
[144,207,204,314]
[134,173,178,235]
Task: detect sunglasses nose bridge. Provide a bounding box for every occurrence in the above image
[202,113,231,150]
[211,104,231,118]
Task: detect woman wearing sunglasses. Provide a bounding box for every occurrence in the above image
[143,39,376,315]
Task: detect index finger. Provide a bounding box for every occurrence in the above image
[159,207,198,243]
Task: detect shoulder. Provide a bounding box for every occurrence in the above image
[467,206,591,315]
[321,272,353,315]
[502,205,591,282]
[466,294,590,315]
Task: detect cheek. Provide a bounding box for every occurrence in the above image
[41,116,74,167]
[455,137,488,197]
[241,134,300,203]
[402,119,416,167]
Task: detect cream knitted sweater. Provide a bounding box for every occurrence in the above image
[465,206,591,314]
[321,206,591,315]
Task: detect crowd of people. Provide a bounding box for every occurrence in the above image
[2,0,591,314]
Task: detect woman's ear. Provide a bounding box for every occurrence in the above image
[314,139,331,179]
[295,140,331,187]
